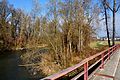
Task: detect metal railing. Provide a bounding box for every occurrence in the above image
[41,44,120,80]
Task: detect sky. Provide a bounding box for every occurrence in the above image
[7,0,47,13]
[6,0,120,37]
[98,12,120,37]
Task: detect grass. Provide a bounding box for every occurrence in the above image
[89,41,107,48]
[115,41,120,44]
[89,40,120,48]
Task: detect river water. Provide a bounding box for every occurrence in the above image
[0,50,37,80]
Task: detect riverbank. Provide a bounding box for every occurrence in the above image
[19,45,108,79]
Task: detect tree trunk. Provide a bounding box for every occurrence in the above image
[78,25,81,52]
[112,0,116,46]
[63,33,68,67]
[103,0,111,47]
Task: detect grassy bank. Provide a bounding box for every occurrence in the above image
[19,41,111,78]
[90,41,120,48]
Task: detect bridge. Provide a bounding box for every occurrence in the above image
[41,44,120,80]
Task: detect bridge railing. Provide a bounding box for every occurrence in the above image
[41,44,120,80]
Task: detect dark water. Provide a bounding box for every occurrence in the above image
[0,50,35,80]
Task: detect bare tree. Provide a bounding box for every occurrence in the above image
[105,0,120,46]
[102,0,111,47]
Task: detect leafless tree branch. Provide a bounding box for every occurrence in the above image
[116,4,120,12]
[105,2,113,12]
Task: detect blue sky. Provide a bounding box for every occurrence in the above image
[8,0,47,13]
[98,12,120,37]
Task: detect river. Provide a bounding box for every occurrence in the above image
[0,50,38,80]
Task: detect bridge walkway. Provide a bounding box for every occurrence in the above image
[90,49,120,80]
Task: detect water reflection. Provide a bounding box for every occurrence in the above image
[0,50,37,80]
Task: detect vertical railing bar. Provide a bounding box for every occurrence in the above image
[100,52,104,69]
[84,62,88,80]
[108,48,110,60]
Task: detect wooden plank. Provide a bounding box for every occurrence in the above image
[94,73,115,80]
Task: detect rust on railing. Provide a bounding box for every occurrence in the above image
[41,44,120,80]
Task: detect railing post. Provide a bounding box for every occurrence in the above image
[118,45,120,49]
[101,53,104,69]
[112,45,116,55]
[108,49,110,60]
[84,62,88,80]
[114,46,116,51]
[113,47,115,52]
[111,47,114,55]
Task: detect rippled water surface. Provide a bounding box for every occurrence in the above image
[0,51,35,80]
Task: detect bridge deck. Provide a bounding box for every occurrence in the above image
[90,49,120,80]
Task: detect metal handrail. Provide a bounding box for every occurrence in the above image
[41,44,120,80]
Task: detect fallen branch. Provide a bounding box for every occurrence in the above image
[18,63,41,67]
